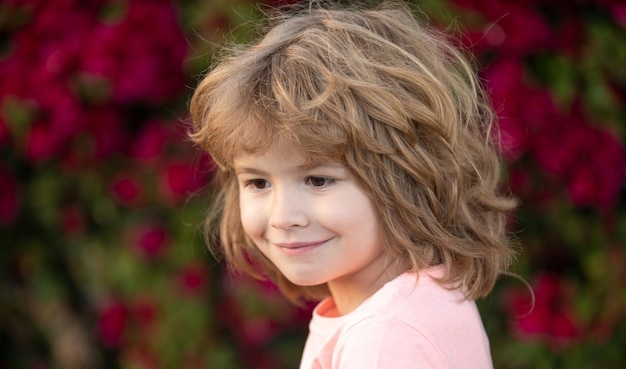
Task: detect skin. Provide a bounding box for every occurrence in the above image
[234,144,399,315]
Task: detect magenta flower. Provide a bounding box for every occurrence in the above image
[609,2,626,26]
[130,298,158,333]
[98,301,129,348]
[111,175,142,206]
[24,122,60,162]
[484,58,526,103]
[84,106,127,160]
[79,1,187,104]
[531,126,579,178]
[564,127,625,209]
[0,116,10,147]
[484,58,530,159]
[552,18,586,55]
[175,262,209,297]
[453,0,552,55]
[134,223,169,260]
[131,121,169,162]
[241,318,278,347]
[0,166,19,226]
[531,114,625,210]
[159,162,206,203]
[506,274,581,349]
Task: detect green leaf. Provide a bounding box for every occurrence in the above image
[1,96,37,140]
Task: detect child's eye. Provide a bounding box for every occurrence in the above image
[245,179,271,190]
[306,176,334,188]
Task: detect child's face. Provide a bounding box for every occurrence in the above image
[233,144,390,299]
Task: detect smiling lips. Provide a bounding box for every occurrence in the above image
[274,239,330,255]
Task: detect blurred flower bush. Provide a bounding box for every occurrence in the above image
[0,0,624,368]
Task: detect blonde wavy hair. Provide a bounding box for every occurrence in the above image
[189,1,517,304]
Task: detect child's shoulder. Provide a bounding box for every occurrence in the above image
[348,266,471,328]
[310,265,484,341]
[333,267,491,368]
[304,267,492,368]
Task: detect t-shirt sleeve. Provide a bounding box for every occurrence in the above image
[333,317,448,369]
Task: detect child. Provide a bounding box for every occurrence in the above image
[189,1,517,368]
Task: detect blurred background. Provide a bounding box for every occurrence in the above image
[0,0,624,368]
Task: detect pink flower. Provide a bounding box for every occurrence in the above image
[134,223,169,260]
[453,1,552,55]
[531,124,579,177]
[5,5,90,157]
[495,114,527,161]
[33,83,83,142]
[553,18,586,55]
[0,57,27,99]
[530,106,625,210]
[610,2,626,26]
[564,127,625,209]
[98,301,129,348]
[84,106,127,160]
[79,1,187,104]
[24,122,59,162]
[506,274,581,349]
[159,162,206,202]
[517,88,560,132]
[241,318,278,347]
[484,58,526,103]
[486,63,560,140]
[0,165,19,226]
[484,59,531,159]
[508,167,531,198]
[130,298,158,332]
[111,175,142,206]
[497,6,552,54]
[0,117,10,147]
[131,121,168,162]
[175,262,209,297]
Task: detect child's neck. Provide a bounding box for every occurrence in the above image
[327,260,400,316]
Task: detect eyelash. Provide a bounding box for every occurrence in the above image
[242,176,335,191]
[244,179,270,190]
[306,176,335,189]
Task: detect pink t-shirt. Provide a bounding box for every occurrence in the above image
[299,266,494,369]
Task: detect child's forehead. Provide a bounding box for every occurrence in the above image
[232,143,339,170]
[214,111,348,172]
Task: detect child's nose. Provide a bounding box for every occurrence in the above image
[269,187,308,230]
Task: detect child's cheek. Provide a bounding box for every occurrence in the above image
[239,194,267,242]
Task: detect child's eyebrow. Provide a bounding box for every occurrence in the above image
[300,161,344,171]
[233,162,343,175]
[233,167,266,176]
